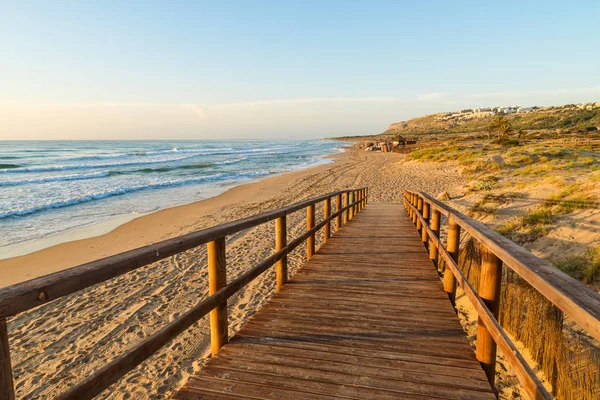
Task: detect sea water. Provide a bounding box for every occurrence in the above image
[0,140,346,248]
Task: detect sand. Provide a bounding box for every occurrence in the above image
[3,148,467,399]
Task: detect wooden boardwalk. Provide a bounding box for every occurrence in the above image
[176,203,495,399]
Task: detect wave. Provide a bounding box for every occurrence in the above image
[0,153,203,174]
[62,147,236,162]
[0,163,22,169]
[0,171,110,187]
[0,170,272,220]
[127,157,247,174]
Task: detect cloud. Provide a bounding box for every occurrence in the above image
[180,104,207,119]
[416,92,447,101]
[212,97,400,109]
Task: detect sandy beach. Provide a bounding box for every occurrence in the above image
[4,148,465,399]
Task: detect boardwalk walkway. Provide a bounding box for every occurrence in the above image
[175,203,495,399]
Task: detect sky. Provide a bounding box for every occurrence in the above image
[1,1,599,140]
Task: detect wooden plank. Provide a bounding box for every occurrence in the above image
[214,349,493,392]
[228,335,482,370]
[176,204,495,399]
[187,361,495,400]
[196,367,435,400]
[219,343,489,381]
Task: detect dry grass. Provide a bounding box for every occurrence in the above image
[552,247,600,286]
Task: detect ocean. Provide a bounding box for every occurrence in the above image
[0,140,346,249]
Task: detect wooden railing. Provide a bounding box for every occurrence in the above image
[0,187,369,399]
[404,190,600,400]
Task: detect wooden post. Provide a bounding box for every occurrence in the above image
[429,209,441,270]
[324,198,331,242]
[343,192,349,224]
[476,246,503,386]
[0,318,15,400]
[363,188,367,207]
[208,237,228,355]
[349,192,354,220]
[357,190,362,212]
[412,194,418,225]
[336,194,342,230]
[444,217,460,306]
[416,196,423,234]
[353,190,358,215]
[307,204,315,258]
[275,215,287,291]
[421,201,430,246]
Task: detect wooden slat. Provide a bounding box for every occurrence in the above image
[176,204,495,399]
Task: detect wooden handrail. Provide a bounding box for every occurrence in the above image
[404,189,600,400]
[409,190,600,342]
[0,189,361,319]
[0,187,368,399]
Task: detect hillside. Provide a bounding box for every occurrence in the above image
[383,103,600,137]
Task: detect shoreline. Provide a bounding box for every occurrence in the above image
[5,147,467,399]
[0,160,335,261]
[0,150,350,287]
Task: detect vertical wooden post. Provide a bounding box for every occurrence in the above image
[429,209,441,270]
[0,318,15,400]
[349,192,354,220]
[208,237,228,356]
[307,204,315,259]
[336,194,342,230]
[421,201,430,246]
[343,192,349,224]
[416,196,423,234]
[357,190,362,212]
[353,190,358,215]
[363,188,367,207]
[275,215,287,291]
[412,194,418,225]
[444,217,460,306]
[324,198,331,243]
[476,246,503,386]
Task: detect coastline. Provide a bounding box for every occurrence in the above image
[5,147,466,399]
[0,150,350,287]
[0,152,341,262]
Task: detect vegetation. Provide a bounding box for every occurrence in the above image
[382,103,600,138]
[552,247,600,286]
[487,115,513,138]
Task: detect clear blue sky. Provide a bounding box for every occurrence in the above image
[1,1,599,139]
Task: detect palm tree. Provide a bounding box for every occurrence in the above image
[488,115,513,138]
